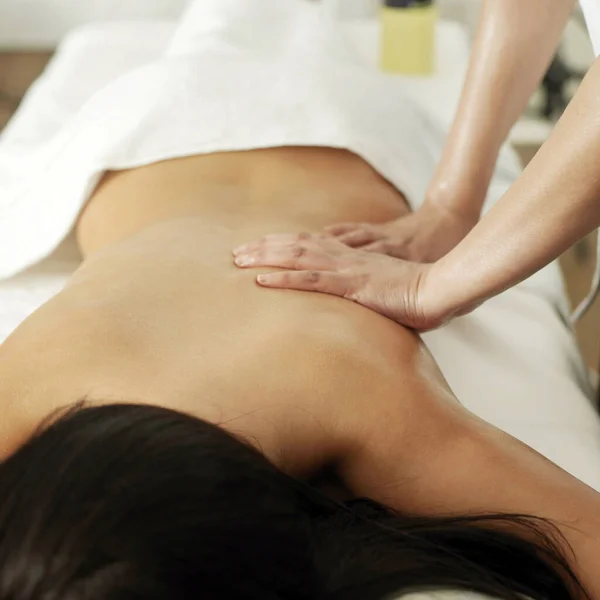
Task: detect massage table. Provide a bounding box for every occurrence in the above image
[0,18,599,600]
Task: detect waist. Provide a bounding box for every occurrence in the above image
[77,147,407,257]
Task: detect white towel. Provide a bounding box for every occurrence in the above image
[0,0,447,280]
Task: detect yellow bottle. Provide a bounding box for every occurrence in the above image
[380,0,438,76]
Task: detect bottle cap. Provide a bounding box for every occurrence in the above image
[384,0,434,7]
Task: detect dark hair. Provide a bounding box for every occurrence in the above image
[0,404,585,600]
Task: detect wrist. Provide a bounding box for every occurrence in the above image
[425,166,493,221]
[414,264,457,329]
[420,257,480,326]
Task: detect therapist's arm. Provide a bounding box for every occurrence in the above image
[426,0,575,217]
[233,53,600,330]
[233,54,600,330]
[429,53,600,320]
[325,0,575,263]
[232,3,600,330]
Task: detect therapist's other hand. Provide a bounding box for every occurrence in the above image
[233,233,449,331]
[325,203,478,263]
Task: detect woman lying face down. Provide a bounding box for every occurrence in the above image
[0,0,598,593]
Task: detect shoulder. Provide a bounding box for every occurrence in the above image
[331,333,471,512]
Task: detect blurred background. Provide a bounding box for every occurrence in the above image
[0,0,598,367]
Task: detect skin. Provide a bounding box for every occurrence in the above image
[0,147,600,596]
[316,0,575,263]
[0,147,414,468]
[234,0,600,332]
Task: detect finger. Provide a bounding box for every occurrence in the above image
[256,270,351,298]
[233,233,316,256]
[338,230,377,248]
[324,223,359,236]
[234,243,332,271]
[261,232,315,242]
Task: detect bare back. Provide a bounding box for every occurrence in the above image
[0,147,451,477]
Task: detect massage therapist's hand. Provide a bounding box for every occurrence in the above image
[325,202,478,263]
[233,233,452,331]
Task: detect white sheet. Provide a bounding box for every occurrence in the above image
[1,18,599,600]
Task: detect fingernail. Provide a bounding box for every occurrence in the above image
[235,255,253,267]
[257,274,271,284]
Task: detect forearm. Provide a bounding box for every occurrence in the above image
[427,0,574,216]
[428,54,600,318]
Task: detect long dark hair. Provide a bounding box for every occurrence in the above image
[0,404,585,600]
